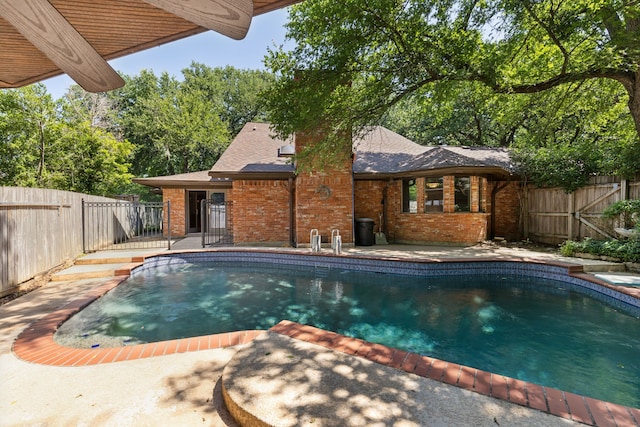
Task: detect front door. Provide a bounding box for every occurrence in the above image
[188,191,207,233]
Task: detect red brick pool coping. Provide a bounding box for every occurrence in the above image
[12,256,640,427]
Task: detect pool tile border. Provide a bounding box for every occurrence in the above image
[11,250,640,427]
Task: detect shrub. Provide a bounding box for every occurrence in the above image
[561,236,640,263]
[602,199,640,229]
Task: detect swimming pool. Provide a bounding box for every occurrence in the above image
[54,252,640,408]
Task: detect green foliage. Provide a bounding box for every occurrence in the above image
[0,84,56,187]
[0,85,134,195]
[382,82,517,147]
[602,199,640,229]
[112,65,273,178]
[182,64,275,136]
[560,237,640,263]
[1,65,274,196]
[264,0,640,178]
[512,142,601,192]
[47,121,133,195]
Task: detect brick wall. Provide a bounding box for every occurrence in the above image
[354,180,385,231]
[163,188,186,237]
[372,178,521,244]
[294,129,354,246]
[232,180,291,244]
[391,212,490,244]
[490,181,521,240]
[384,179,490,244]
[295,172,354,245]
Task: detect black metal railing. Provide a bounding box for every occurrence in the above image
[201,200,233,247]
[82,200,170,252]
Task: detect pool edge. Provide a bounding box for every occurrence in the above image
[11,251,640,427]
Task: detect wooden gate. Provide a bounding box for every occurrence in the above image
[525,177,637,244]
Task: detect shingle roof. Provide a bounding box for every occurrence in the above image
[209,122,295,176]
[403,145,512,171]
[353,127,514,176]
[353,127,426,174]
[135,122,515,186]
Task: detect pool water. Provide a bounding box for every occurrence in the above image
[54,261,640,408]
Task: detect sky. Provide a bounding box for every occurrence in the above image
[43,8,291,99]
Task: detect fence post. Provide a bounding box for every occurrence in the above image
[567,192,575,241]
[81,198,86,253]
[201,198,206,248]
[522,185,529,240]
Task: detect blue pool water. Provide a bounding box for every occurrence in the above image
[55,259,640,408]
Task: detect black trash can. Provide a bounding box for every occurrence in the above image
[355,218,375,246]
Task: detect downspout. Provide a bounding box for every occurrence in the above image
[383,180,390,240]
[289,176,295,247]
[351,171,355,246]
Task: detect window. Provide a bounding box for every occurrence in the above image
[402,178,417,213]
[210,192,225,205]
[424,177,443,212]
[454,177,470,212]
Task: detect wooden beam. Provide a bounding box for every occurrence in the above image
[142,0,253,40]
[0,0,124,92]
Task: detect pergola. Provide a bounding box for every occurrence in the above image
[0,0,300,92]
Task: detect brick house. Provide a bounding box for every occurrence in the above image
[134,122,521,246]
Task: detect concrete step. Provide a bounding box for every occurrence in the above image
[579,262,627,273]
[75,249,161,265]
[50,263,132,282]
[51,249,162,282]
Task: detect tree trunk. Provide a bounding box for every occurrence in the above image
[36,120,45,184]
[629,70,640,140]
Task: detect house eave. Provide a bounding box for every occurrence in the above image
[354,166,517,180]
[208,171,295,180]
[133,178,232,189]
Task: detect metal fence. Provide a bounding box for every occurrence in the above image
[201,200,233,247]
[82,200,170,252]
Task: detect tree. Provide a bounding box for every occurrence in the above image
[112,65,273,178]
[54,89,133,195]
[0,84,58,187]
[381,82,522,147]
[380,78,640,190]
[182,64,275,136]
[46,120,133,195]
[264,0,640,150]
[0,84,134,195]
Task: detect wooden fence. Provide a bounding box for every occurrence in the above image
[0,187,118,296]
[525,176,640,245]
